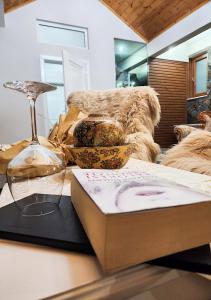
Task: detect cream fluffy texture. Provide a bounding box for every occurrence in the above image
[162,130,211,176]
[68,87,161,162]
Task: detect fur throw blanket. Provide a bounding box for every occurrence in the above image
[161,130,211,176]
[68,87,161,162]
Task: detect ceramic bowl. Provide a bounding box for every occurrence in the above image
[69,144,134,169]
[73,114,125,147]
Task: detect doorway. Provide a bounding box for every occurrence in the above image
[41,50,90,134]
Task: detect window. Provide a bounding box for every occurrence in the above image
[37,20,88,49]
[41,57,66,131]
[189,53,208,97]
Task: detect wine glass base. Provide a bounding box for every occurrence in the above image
[21,201,59,217]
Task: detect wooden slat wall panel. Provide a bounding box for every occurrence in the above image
[101,0,209,41]
[149,58,188,148]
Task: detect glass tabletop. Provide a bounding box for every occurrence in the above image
[46,263,211,300]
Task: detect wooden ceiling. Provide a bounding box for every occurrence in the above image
[101,0,209,41]
[4,0,34,13]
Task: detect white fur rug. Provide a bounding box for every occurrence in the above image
[161,130,211,176]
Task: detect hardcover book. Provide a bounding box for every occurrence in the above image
[71,169,211,273]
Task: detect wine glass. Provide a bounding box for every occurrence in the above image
[4,81,66,216]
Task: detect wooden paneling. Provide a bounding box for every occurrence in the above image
[101,0,209,41]
[4,0,34,12]
[149,58,188,148]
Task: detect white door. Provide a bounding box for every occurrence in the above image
[62,49,90,100]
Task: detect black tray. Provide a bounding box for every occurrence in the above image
[0,195,94,254]
[150,244,211,274]
[1,194,211,274]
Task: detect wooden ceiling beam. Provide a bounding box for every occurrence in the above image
[4,0,35,13]
[101,0,209,41]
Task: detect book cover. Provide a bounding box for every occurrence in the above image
[72,169,211,214]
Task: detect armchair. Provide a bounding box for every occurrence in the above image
[174,111,211,142]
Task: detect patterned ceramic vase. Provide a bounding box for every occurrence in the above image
[73,114,125,147]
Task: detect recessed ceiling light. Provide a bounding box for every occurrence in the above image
[119,45,124,52]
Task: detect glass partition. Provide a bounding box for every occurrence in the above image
[114,38,148,88]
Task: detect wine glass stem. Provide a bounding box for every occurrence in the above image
[29,99,39,144]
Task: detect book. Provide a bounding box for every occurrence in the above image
[71,168,211,273]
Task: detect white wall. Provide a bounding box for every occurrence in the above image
[0,0,142,144]
[0,0,4,27]
[158,28,211,62]
[148,2,211,57]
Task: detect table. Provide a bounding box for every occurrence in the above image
[1,159,211,299]
[1,242,211,300]
[0,239,102,299]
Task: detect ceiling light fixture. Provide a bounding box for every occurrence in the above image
[119,45,124,52]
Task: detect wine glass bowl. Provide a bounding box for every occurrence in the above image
[7,144,64,178]
[4,81,65,216]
